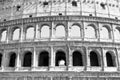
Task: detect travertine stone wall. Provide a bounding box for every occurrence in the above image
[0,16,119,72]
[0,0,120,21]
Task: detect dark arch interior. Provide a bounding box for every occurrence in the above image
[0,53,2,67]
[106,52,115,67]
[9,52,16,67]
[90,51,100,66]
[38,51,49,66]
[55,51,66,66]
[73,51,83,66]
[23,51,32,67]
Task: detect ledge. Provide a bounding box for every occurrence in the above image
[0,16,120,27]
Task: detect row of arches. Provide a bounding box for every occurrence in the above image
[0,50,116,68]
[1,24,120,41]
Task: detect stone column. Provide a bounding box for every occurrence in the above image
[51,22,55,39]
[85,47,90,71]
[34,24,36,40]
[35,24,40,39]
[101,47,104,71]
[96,22,100,41]
[102,49,107,68]
[16,50,21,71]
[66,45,70,70]
[6,27,10,43]
[50,46,55,70]
[115,48,120,71]
[68,46,72,67]
[111,24,115,42]
[32,47,37,70]
[81,21,84,41]
[1,52,6,71]
[20,26,25,42]
[65,21,68,40]
[49,22,52,40]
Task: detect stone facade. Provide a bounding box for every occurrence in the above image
[0,16,119,79]
[0,0,120,80]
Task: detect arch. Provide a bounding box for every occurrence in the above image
[70,24,81,37]
[55,50,66,66]
[38,51,49,66]
[85,24,96,38]
[12,28,20,40]
[23,51,32,67]
[114,27,120,40]
[1,30,7,41]
[106,52,116,67]
[0,53,2,67]
[100,26,111,39]
[41,25,50,38]
[26,27,34,39]
[90,51,100,66]
[8,52,16,67]
[55,25,65,37]
[72,51,83,66]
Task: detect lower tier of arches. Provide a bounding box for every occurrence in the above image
[0,41,120,72]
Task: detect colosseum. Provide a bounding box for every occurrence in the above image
[0,0,120,80]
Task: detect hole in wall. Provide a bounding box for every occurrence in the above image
[72,1,77,7]
[59,13,62,16]
[89,14,92,16]
[100,2,106,9]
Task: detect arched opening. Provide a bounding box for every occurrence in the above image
[41,25,50,38]
[0,53,2,67]
[55,51,66,66]
[106,52,116,67]
[38,51,49,66]
[100,26,111,39]
[73,51,83,66]
[70,25,81,37]
[23,51,32,67]
[55,25,65,37]
[1,30,7,41]
[8,52,16,67]
[114,28,120,40]
[85,25,96,38]
[26,27,34,39]
[90,51,100,66]
[12,28,20,40]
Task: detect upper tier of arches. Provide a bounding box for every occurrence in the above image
[0,22,119,43]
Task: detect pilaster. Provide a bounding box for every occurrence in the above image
[101,47,104,71]
[81,21,84,41]
[51,22,55,39]
[97,22,100,41]
[50,46,55,69]
[1,52,6,71]
[102,48,107,68]
[111,23,115,42]
[32,47,37,70]
[116,48,120,71]
[68,46,72,67]
[85,46,89,71]
[35,24,40,39]
[16,50,20,71]
[6,27,10,43]
[20,25,25,42]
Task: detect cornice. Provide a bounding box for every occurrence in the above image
[0,41,120,49]
[0,16,120,27]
